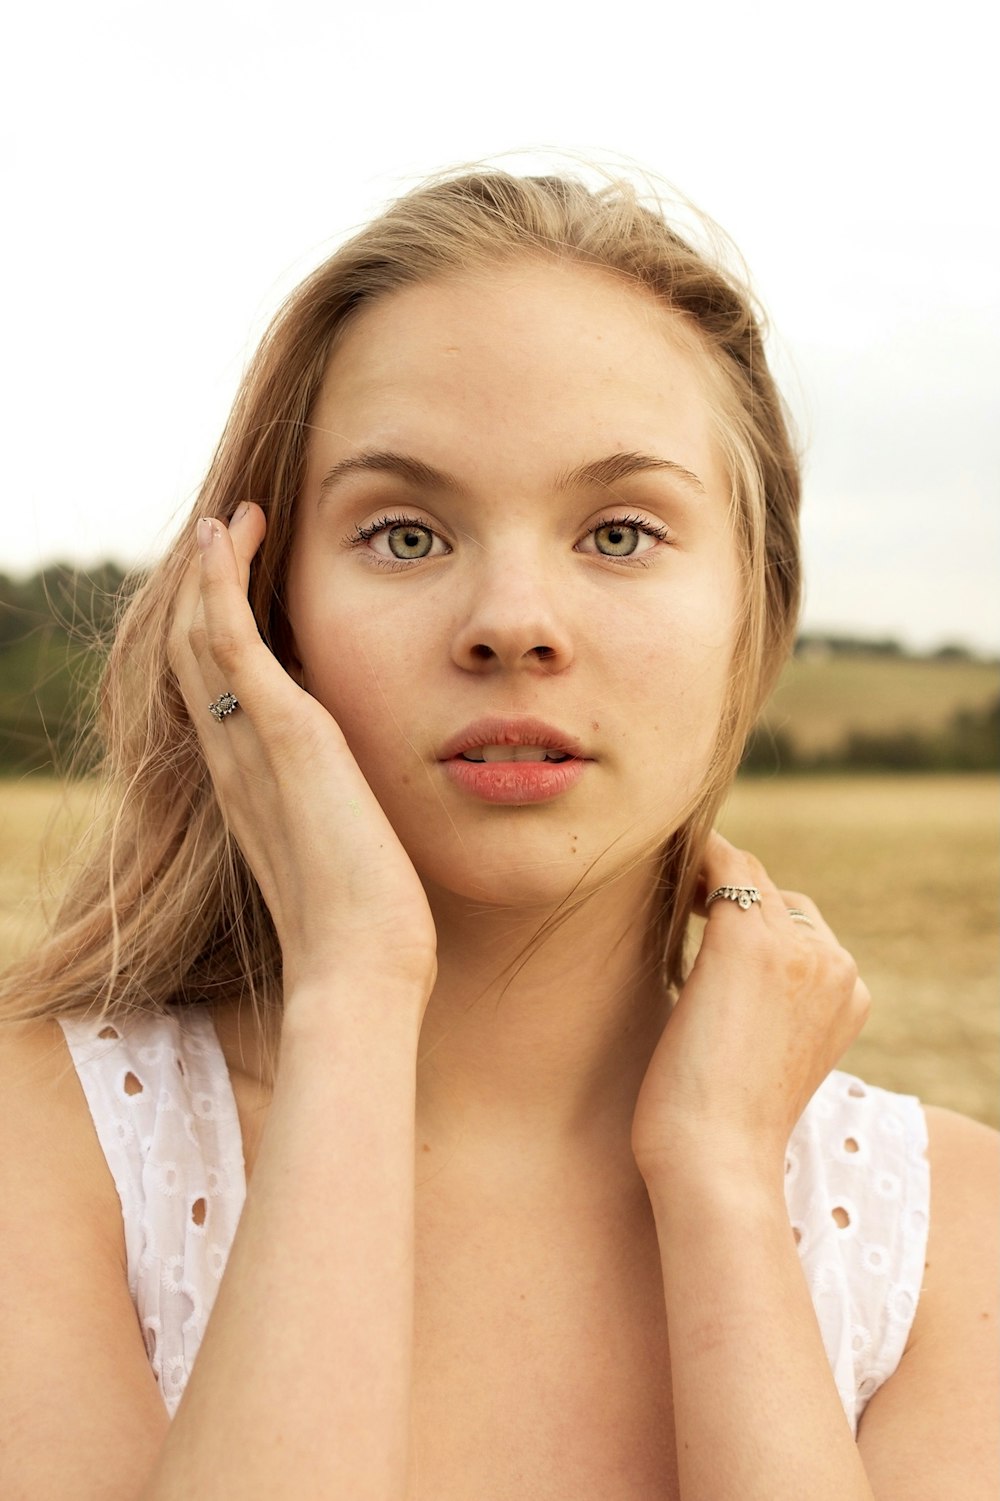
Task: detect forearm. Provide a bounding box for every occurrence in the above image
[141,979,424,1501]
[645,1154,876,1501]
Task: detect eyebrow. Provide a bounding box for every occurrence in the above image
[317,448,706,502]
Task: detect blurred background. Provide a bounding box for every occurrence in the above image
[1,0,996,1122]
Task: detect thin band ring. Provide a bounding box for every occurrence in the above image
[786,908,816,929]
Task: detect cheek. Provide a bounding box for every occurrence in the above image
[294,598,430,764]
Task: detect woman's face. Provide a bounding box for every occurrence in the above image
[285,259,741,909]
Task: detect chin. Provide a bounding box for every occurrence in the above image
[402,821,656,918]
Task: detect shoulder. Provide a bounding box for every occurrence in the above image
[920,1104,998,1316]
[0,1015,170,1493]
[0,1014,127,1271]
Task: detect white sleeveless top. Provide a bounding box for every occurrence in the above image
[58,1006,930,1433]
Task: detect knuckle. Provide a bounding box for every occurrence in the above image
[210,628,242,674]
[832,945,859,988]
[187,618,209,657]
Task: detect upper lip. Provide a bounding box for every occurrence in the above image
[438,715,587,762]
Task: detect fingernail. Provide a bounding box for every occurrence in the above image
[197,518,216,551]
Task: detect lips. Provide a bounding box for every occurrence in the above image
[438,715,586,764]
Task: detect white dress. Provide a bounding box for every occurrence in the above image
[59,1007,930,1431]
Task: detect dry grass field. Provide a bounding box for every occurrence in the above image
[1,774,997,1127]
[762,653,999,754]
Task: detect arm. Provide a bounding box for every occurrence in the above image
[645,1150,876,1500]
[643,1108,998,1501]
[0,989,424,1501]
[141,505,439,1497]
[141,979,424,1501]
[632,835,997,1498]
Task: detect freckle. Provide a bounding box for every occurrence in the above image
[422,1142,431,1152]
[591,721,600,732]
[401,773,411,786]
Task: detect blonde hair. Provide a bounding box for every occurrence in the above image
[0,165,801,1084]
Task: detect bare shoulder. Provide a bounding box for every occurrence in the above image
[916,1103,998,1347]
[0,1016,169,1498]
[921,1103,998,1292]
[856,1104,998,1497]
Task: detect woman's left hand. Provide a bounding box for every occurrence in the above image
[631,831,871,1188]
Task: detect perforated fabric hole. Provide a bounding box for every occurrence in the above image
[98,1025,120,1040]
[890,1286,916,1322]
[831,1205,851,1229]
[843,1137,859,1154]
[847,1081,867,1098]
[124,1071,144,1096]
[191,1197,207,1227]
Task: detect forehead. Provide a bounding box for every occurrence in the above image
[307,260,727,496]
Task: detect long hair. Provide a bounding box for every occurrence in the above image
[0,165,801,1085]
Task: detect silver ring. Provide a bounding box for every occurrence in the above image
[787,908,815,929]
[208,691,240,722]
[706,885,761,911]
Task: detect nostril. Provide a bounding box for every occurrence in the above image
[471,644,494,660]
[532,645,555,659]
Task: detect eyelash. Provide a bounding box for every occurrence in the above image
[344,511,673,568]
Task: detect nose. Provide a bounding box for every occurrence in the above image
[450,556,575,675]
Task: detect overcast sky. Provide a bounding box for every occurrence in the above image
[2,0,996,653]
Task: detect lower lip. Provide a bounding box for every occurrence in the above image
[441,757,588,804]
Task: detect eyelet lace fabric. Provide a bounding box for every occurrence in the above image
[59,1010,929,1434]
[59,1008,246,1418]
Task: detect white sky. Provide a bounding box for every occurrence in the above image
[1,0,997,652]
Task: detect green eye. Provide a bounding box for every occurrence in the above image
[594,522,640,556]
[387,524,434,559]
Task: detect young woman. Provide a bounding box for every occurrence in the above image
[0,168,995,1500]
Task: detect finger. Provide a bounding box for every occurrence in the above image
[226,501,267,594]
[169,505,265,702]
[778,890,837,943]
[698,831,777,923]
[192,516,270,704]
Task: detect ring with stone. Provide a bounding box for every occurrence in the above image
[706,885,761,911]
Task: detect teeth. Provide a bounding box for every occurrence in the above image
[461,745,571,763]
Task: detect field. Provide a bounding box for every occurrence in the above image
[1,774,997,1128]
[762,652,998,754]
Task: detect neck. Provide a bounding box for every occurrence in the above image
[413,869,672,1173]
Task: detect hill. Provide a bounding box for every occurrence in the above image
[758,650,999,765]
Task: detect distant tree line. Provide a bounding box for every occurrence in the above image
[0,563,134,773]
[0,564,997,775]
[794,633,988,663]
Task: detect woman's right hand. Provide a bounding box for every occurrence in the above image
[168,502,438,1006]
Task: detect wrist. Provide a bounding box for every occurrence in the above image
[638,1135,788,1220]
[281,971,430,1045]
